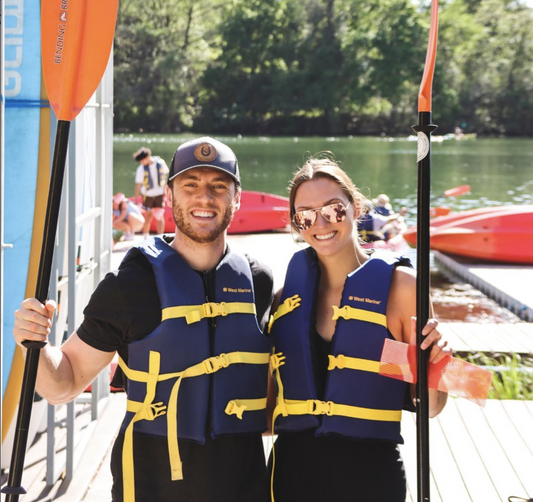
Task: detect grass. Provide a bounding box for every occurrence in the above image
[467,353,533,400]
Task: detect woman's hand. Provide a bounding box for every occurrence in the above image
[412,317,452,364]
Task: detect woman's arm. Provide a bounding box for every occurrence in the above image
[386,266,451,417]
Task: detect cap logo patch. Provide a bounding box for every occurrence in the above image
[194,143,218,163]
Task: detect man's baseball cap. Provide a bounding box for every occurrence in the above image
[168,137,240,185]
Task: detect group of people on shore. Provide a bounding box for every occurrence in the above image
[14,137,450,502]
[112,147,169,241]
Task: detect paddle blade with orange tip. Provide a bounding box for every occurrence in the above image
[418,0,439,113]
[2,3,119,501]
[41,0,119,121]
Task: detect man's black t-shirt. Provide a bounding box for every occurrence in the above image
[77,244,274,502]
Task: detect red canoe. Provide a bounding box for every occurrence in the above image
[131,190,290,234]
[403,205,533,264]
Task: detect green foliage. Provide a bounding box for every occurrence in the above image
[113,0,533,136]
[114,0,223,132]
[468,353,533,400]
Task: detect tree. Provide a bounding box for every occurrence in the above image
[114,0,223,132]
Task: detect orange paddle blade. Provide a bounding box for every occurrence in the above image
[418,0,439,112]
[379,338,493,407]
[444,184,471,197]
[41,0,119,122]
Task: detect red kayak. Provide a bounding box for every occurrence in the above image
[130,190,290,234]
[403,205,533,264]
[228,190,290,233]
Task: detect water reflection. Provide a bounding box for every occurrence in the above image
[431,272,521,324]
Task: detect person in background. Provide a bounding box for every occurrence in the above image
[133,146,169,238]
[14,137,274,502]
[112,192,145,240]
[267,154,450,502]
[358,194,408,242]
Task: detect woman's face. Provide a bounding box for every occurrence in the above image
[293,177,357,257]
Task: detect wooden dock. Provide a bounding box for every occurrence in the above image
[434,250,533,322]
[439,322,533,357]
[401,398,533,502]
[3,233,532,502]
[3,393,532,502]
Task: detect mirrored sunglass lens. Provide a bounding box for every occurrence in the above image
[294,210,316,230]
[321,203,347,222]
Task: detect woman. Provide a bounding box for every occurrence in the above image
[113,192,145,240]
[268,155,450,502]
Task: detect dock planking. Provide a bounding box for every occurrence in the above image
[439,322,533,357]
[5,234,531,501]
[400,399,533,502]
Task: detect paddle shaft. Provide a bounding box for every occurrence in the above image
[412,112,437,502]
[3,121,70,501]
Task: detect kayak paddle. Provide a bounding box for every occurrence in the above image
[1,1,118,499]
[430,184,470,216]
[411,1,439,501]
[443,184,470,197]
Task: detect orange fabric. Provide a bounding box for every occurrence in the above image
[379,338,493,407]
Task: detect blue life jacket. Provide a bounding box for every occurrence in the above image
[357,213,383,242]
[118,236,270,496]
[143,158,166,190]
[374,205,392,216]
[269,248,411,444]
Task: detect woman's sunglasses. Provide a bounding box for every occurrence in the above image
[293,202,351,231]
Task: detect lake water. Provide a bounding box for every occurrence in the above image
[113,134,531,323]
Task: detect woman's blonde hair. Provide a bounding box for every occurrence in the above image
[289,153,367,232]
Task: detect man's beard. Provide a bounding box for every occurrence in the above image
[173,201,236,244]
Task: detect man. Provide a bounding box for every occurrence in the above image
[133,146,169,237]
[14,137,274,502]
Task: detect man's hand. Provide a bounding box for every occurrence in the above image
[14,298,57,349]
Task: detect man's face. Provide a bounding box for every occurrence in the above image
[167,168,240,244]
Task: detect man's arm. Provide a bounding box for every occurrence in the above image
[134,183,142,205]
[14,299,115,405]
[134,165,145,204]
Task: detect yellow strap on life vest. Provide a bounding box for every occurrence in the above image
[270,351,400,427]
[122,351,161,502]
[225,398,268,420]
[119,350,269,502]
[327,354,381,373]
[281,398,401,422]
[331,305,387,328]
[161,301,256,324]
[267,295,301,333]
[270,352,288,421]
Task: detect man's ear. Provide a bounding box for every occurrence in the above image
[166,185,173,205]
[234,187,241,211]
